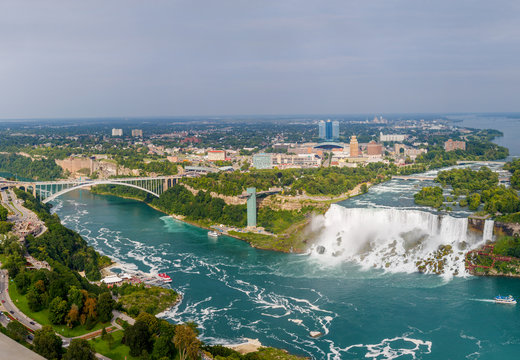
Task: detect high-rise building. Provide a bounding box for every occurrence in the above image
[131,129,143,137]
[318,120,326,139]
[332,121,339,140]
[112,128,123,136]
[349,135,359,157]
[319,119,339,141]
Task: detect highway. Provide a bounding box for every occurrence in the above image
[0,189,47,238]
[0,268,42,332]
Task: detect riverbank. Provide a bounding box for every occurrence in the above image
[89,182,376,254]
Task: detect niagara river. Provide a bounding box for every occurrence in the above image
[48,163,520,359]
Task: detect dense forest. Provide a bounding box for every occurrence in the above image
[0,153,63,180]
[504,158,520,190]
[414,187,444,209]
[414,167,520,215]
[183,163,395,197]
[13,188,111,280]
[152,185,247,227]
[0,204,13,234]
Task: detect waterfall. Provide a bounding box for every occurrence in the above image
[482,220,494,241]
[310,205,485,278]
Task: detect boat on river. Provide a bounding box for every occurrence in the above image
[208,231,219,238]
[494,295,516,304]
[157,273,172,283]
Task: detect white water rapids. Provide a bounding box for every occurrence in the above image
[310,205,487,278]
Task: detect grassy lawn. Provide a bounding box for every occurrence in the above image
[8,280,111,337]
[89,330,138,360]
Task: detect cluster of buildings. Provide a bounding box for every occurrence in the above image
[111,128,144,137]
[318,120,340,141]
[100,273,143,288]
[252,153,321,169]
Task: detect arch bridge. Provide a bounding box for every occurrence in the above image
[12,176,179,203]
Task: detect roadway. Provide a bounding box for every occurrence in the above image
[0,268,42,332]
[0,266,122,359]
[0,188,47,238]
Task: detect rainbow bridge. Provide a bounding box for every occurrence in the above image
[2,176,179,203]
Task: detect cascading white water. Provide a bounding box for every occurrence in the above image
[310,205,485,278]
[482,219,494,241]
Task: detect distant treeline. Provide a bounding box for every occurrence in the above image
[0,153,63,180]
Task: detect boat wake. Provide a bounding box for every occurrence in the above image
[310,205,486,279]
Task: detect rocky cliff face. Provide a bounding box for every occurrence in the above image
[494,221,520,237]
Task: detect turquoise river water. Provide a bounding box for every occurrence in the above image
[51,169,520,359]
[46,113,520,360]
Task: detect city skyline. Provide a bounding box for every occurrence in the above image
[1,1,519,119]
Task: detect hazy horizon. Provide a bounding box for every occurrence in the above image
[1,1,519,118]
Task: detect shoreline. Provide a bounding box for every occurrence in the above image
[88,188,315,253]
[88,182,376,254]
[226,338,263,354]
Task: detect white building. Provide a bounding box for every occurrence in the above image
[131,129,143,137]
[112,128,123,136]
[380,132,406,142]
[207,150,226,161]
[101,275,123,285]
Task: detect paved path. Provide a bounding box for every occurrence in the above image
[112,310,135,326]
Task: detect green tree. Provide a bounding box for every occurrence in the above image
[33,326,63,360]
[97,292,114,323]
[49,296,69,325]
[136,312,159,335]
[14,271,32,295]
[27,286,45,312]
[152,335,176,359]
[7,320,28,342]
[63,339,95,360]
[468,193,481,211]
[123,320,152,357]
[67,286,85,310]
[173,323,202,360]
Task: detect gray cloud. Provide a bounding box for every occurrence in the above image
[0,0,519,118]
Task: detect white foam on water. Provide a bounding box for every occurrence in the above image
[337,336,432,360]
[310,205,486,279]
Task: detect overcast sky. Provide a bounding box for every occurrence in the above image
[1,0,519,118]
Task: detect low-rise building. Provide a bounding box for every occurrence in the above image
[101,275,123,287]
[444,139,466,152]
[405,148,428,159]
[272,153,321,169]
[207,150,226,161]
[367,140,383,156]
[252,153,273,169]
[380,132,407,142]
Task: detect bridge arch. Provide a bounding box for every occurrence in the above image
[41,181,161,204]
